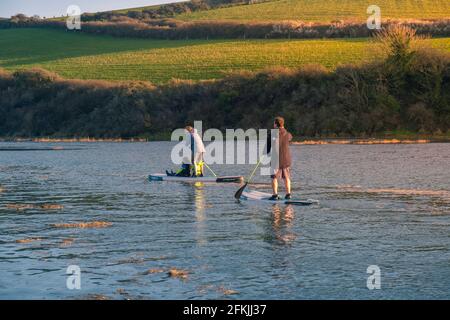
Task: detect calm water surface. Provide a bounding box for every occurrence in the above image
[0,142,449,299]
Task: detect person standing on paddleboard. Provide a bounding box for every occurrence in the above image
[268,116,293,200]
[185,125,206,177]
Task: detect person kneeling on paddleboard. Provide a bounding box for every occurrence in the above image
[268,116,293,200]
[166,157,192,177]
[185,125,206,177]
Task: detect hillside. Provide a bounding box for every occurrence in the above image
[1,42,449,138]
[47,0,450,23]
[178,0,450,22]
[1,28,450,83]
[3,1,449,41]
[0,19,449,139]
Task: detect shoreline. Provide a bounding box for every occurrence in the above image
[1,137,449,144]
[292,139,438,145]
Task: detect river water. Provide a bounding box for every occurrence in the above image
[0,142,449,299]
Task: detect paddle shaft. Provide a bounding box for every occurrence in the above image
[234,159,262,199]
[203,162,217,177]
[247,159,262,184]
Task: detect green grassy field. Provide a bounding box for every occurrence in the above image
[178,0,450,22]
[1,29,449,83]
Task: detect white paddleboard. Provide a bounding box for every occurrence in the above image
[240,190,319,206]
[149,173,243,183]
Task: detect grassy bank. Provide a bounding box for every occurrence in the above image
[0,26,448,139]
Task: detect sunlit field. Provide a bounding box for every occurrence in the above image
[1,28,449,83]
[178,0,450,22]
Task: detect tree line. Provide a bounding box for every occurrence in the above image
[1,1,261,22]
[1,10,449,40]
[81,0,257,21]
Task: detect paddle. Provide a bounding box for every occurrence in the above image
[203,162,217,177]
[234,159,262,200]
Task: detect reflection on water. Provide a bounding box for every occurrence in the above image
[269,205,297,245]
[194,182,207,246]
[0,142,449,299]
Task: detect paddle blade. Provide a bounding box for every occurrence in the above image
[234,182,248,200]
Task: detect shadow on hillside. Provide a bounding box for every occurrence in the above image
[0,28,237,68]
